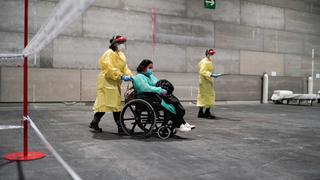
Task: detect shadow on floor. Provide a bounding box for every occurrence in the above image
[0,160,14,169]
[0,161,25,180]
[16,161,25,180]
[201,116,242,121]
[91,130,194,142]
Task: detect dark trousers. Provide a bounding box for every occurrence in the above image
[92,112,105,123]
[139,93,186,128]
[164,108,186,128]
[163,95,186,128]
[93,112,121,126]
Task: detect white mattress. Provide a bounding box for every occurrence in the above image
[271,90,319,101]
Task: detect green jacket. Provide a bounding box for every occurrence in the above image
[133,73,176,114]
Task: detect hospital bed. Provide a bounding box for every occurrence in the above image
[271,90,320,106]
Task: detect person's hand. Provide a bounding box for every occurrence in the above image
[211,73,222,78]
[160,89,167,96]
[121,76,132,81]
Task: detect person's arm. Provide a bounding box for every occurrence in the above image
[100,52,123,81]
[118,51,133,77]
[149,74,159,85]
[199,61,211,78]
[123,64,133,76]
[134,75,163,94]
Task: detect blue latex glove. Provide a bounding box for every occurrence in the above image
[211,73,222,78]
[121,76,132,81]
[160,89,167,96]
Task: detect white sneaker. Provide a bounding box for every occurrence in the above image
[176,124,191,132]
[185,122,196,130]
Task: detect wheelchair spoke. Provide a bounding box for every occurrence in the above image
[139,118,149,121]
[128,105,136,116]
[120,99,157,137]
[143,122,148,128]
[131,123,137,132]
[123,117,135,121]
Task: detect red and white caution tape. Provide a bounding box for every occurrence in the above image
[0,125,23,130]
[28,116,82,180]
[0,54,23,60]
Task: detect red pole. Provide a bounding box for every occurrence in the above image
[4,0,45,161]
[23,0,29,157]
[151,8,156,61]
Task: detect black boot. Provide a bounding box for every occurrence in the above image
[198,107,206,118]
[113,112,126,135]
[89,122,102,132]
[204,108,216,119]
[89,112,104,132]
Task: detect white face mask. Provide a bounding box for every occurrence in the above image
[117,44,126,51]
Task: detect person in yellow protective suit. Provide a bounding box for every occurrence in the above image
[89,35,133,134]
[197,49,217,119]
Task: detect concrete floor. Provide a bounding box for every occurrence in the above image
[0,102,320,180]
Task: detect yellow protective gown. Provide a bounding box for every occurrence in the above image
[93,49,133,112]
[197,57,215,108]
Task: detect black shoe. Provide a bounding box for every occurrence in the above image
[198,113,207,118]
[117,126,128,136]
[89,122,102,132]
[205,114,216,119]
[198,108,206,118]
[204,109,216,119]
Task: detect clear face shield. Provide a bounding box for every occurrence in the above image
[117,43,126,51]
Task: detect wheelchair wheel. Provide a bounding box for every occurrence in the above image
[120,99,156,137]
[166,120,176,137]
[157,126,171,139]
[171,128,177,136]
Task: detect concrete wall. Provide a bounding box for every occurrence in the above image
[0,67,80,102]
[0,67,264,102]
[269,76,307,98]
[240,51,284,76]
[1,0,320,102]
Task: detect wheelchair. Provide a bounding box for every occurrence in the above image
[119,92,177,139]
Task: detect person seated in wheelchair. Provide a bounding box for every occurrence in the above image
[132,59,195,132]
